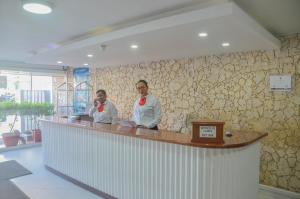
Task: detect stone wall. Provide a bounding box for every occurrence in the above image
[75,34,299,192]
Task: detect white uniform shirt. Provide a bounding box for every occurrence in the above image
[132,94,161,128]
[89,100,118,123]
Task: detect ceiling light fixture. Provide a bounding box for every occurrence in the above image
[222,42,230,47]
[87,54,93,58]
[83,63,89,66]
[22,0,53,14]
[131,44,138,49]
[57,61,62,64]
[198,32,207,37]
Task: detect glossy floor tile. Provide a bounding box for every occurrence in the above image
[0,146,284,199]
[0,146,102,199]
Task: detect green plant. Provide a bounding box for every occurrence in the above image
[0,102,54,138]
[0,102,54,118]
[8,114,18,133]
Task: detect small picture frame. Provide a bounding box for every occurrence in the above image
[191,120,224,144]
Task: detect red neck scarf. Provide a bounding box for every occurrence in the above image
[97,102,105,112]
[139,96,146,106]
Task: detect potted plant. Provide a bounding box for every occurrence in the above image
[2,115,20,147]
[0,102,54,146]
[31,115,42,143]
[32,129,41,143]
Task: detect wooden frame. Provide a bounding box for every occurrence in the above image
[192,120,224,144]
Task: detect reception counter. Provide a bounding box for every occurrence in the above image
[41,118,267,199]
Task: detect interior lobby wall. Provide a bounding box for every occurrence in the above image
[75,34,299,192]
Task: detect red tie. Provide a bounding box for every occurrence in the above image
[97,103,104,112]
[139,97,146,106]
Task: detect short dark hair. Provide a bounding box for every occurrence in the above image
[96,89,106,96]
[136,80,148,87]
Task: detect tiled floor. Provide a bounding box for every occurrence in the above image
[0,146,102,199]
[0,146,284,199]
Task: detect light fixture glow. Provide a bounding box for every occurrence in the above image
[83,63,89,66]
[222,42,230,47]
[87,54,93,58]
[57,61,62,64]
[198,32,207,37]
[131,44,138,49]
[22,0,53,14]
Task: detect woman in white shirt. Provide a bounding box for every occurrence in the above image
[89,89,118,124]
[132,80,161,130]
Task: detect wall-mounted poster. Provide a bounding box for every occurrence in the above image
[73,67,89,115]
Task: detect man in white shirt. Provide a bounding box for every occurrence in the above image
[89,89,118,124]
[132,80,161,130]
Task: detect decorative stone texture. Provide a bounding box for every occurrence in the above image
[65,34,300,193]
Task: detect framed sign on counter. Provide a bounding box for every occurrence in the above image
[191,120,224,144]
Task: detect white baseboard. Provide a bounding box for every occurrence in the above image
[259,184,300,199]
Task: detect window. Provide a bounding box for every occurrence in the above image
[0,70,56,149]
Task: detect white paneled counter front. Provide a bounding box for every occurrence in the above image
[41,118,267,199]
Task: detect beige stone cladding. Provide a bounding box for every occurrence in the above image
[68,34,300,193]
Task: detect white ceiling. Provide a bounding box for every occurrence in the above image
[0,0,299,69]
[0,0,204,60]
[233,0,300,36]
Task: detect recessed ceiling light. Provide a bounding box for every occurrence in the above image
[83,63,88,66]
[131,44,138,49]
[22,0,53,14]
[222,42,230,47]
[57,61,62,64]
[198,32,207,37]
[87,54,93,58]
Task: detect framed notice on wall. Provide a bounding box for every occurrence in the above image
[269,75,292,91]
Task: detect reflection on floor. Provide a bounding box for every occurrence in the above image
[0,146,289,199]
[0,146,102,199]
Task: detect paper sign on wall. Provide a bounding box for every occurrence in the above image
[270,75,292,91]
